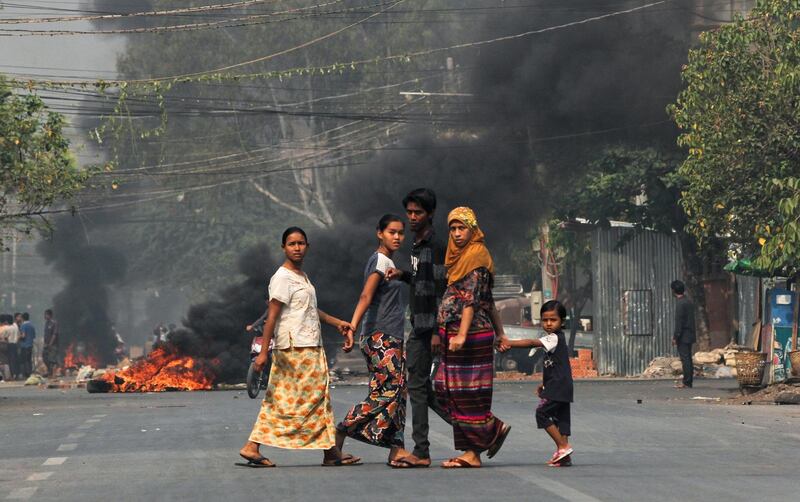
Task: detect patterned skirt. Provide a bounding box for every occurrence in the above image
[248,346,336,449]
[337,332,406,448]
[435,323,505,452]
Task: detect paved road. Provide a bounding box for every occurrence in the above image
[1,379,798,501]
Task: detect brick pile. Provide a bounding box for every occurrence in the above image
[569,349,598,379]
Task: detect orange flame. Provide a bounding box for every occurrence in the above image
[63,342,102,369]
[99,345,216,392]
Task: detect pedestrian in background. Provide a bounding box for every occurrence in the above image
[0,314,17,381]
[386,188,451,469]
[671,280,696,389]
[499,300,574,467]
[17,312,35,378]
[3,314,20,380]
[43,309,60,378]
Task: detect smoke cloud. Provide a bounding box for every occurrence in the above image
[37,217,128,365]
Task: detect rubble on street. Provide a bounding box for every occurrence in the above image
[641,343,750,379]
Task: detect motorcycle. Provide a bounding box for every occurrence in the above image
[246,334,272,399]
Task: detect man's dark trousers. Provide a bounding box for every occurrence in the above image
[677,342,693,387]
[406,330,450,459]
[7,342,18,379]
[19,346,33,378]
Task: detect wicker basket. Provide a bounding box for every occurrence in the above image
[735,351,767,387]
[789,350,800,377]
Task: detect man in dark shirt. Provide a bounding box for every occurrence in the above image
[386,188,450,468]
[671,280,696,389]
[43,309,60,377]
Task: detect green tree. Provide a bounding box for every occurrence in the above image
[0,76,88,249]
[556,147,723,350]
[670,0,800,271]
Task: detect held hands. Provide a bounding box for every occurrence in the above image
[342,327,354,353]
[245,324,254,332]
[495,335,511,353]
[385,267,402,281]
[337,321,355,353]
[536,384,544,397]
[336,321,354,336]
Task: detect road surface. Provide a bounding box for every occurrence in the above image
[1,379,798,501]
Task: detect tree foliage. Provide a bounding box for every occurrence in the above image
[670,0,800,270]
[0,76,88,248]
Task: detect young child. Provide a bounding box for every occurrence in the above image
[500,300,574,466]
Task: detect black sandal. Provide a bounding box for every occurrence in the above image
[236,454,276,468]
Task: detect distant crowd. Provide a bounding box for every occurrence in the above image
[0,309,59,381]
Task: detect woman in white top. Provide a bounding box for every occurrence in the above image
[238,227,360,468]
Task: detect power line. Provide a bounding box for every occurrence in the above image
[11,0,666,87]
[0,0,286,24]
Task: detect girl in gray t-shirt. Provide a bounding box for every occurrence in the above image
[336,214,411,464]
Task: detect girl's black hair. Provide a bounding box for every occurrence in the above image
[540,300,567,320]
[377,214,405,231]
[282,226,308,246]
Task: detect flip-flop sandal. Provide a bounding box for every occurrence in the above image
[549,455,572,467]
[236,454,276,468]
[441,457,480,469]
[487,424,511,459]
[390,457,431,469]
[322,454,362,467]
[552,447,573,464]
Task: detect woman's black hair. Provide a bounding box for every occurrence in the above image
[540,300,567,320]
[377,214,405,231]
[281,226,308,246]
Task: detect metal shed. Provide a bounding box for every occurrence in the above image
[592,225,684,376]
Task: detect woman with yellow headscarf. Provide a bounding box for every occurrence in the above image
[434,207,511,468]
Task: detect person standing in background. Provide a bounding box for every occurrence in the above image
[671,280,696,389]
[43,309,60,378]
[0,315,19,381]
[17,312,36,378]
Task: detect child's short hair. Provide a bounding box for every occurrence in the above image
[670,280,685,295]
[541,300,567,320]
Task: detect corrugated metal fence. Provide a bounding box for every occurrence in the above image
[736,276,759,346]
[592,227,683,376]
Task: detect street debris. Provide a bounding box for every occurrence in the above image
[641,343,750,379]
[24,374,45,386]
[724,380,800,405]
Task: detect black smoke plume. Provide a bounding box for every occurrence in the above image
[167,243,276,383]
[38,217,127,364]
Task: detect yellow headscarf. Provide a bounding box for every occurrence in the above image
[445,207,494,285]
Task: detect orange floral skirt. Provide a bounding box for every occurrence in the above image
[248,346,336,449]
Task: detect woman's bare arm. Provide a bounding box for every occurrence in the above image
[350,273,382,332]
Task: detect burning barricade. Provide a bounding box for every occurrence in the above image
[87,344,218,393]
[63,342,102,370]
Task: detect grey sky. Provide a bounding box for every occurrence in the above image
[1,0,125,163]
